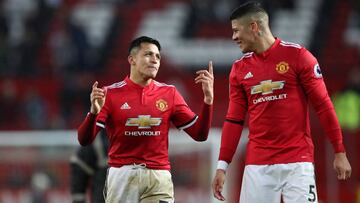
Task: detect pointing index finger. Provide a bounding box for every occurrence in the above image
[209,61,213,75]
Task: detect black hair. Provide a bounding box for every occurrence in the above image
[230,1,267,21]
[128,36,161,54]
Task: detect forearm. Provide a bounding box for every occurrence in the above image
[218,120,243,169]
[77,113,100,146]
[184,103,213,141]
[314,97,345,152]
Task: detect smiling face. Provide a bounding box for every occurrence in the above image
[231,18,257,53]
[128,42,161,85]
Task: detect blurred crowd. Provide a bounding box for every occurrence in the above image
[0,0,359,131]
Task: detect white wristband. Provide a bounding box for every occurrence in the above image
[217,160,229,171]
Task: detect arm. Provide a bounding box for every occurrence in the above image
[77,81,106,146]
[298,49,351,180]
[183,103,213,141]
[212,120,243,201]
[212,63,247,201]
[181,61,214,141]
[78,113,102,146]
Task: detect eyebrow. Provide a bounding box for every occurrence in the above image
[144,50,161,59]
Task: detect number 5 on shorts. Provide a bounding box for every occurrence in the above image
[308,185,316,202]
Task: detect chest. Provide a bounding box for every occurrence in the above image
[240,57,299,98]
[108,88,173,125]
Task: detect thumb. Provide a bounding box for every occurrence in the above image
[93,81,98,89]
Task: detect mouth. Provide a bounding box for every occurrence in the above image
[147,66,158,70]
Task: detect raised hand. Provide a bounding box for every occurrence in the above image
[212,169,226,201]
[90,81,106,114]
[195,61,214,105]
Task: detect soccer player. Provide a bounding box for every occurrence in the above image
[78,36,214,203]
[70,130,108,203]
[212,2,351,203]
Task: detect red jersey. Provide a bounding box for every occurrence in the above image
[78,77,212,170]
[219,38,345,165]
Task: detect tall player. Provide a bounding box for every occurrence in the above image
[78,36,214,203]
[212,2,351,203]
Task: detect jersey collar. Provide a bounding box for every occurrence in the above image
[125,76,154,90]
[256,38,281,59]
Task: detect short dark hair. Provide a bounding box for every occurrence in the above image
[128,36,161,54]
[230,1,267,21]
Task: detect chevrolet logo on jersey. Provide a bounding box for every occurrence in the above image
[126,115,162,129]
[251,80,285,95]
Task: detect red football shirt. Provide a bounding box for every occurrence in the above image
[86,77,197,170]
[220,38,345,165]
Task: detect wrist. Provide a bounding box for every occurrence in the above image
[89,109,99,115]
[335,152,346,157]
[204,97,213,105]
[217,160,229,172]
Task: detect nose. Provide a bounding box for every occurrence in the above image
[232,33,238,41]
[150,55,159,64]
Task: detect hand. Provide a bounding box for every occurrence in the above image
[212,169,226,201]
[195,61,214,105]
[90,81,106,114]
[333,152,351,180]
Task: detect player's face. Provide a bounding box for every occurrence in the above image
[130,43,161,81]
[231,18,256,53]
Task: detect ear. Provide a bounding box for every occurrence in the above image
[128,55,135,66]
[249,21,259,33]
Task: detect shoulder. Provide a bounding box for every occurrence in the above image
[278,40,304,56]
[153,81,175,89]
[230,52,253,76]
[278,40,316,62]
[232,52,253,72]
[153,81,182,98]
[278,40,302,50]
[234,52,254,65]
[104,80,127,92]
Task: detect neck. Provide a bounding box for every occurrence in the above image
[129,73,152,87]
[254,33,276,54]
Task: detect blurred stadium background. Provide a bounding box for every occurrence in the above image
[0,0,359,202]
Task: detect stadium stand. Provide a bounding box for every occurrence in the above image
[0,0,358,202]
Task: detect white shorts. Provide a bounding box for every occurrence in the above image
[104,164,174,203]
[240,162,318,203]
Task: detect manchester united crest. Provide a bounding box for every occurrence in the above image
[156,99,168,112]
[276,61,289,74]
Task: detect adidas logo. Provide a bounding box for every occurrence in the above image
[120,102,131,110]
[244,72,253,79]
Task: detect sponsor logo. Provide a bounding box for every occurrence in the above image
[125,115,161,129]
[120,102,131,110]
[244,72,253,79]
[124,131,161,136]
[276,61,289,74]
[156,99,168,112]
[313,64,322,78]
[251,80,285,95]
[253,93,287,104]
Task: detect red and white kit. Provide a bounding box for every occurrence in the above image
[79,77,212,170]
[220,38,344,166]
